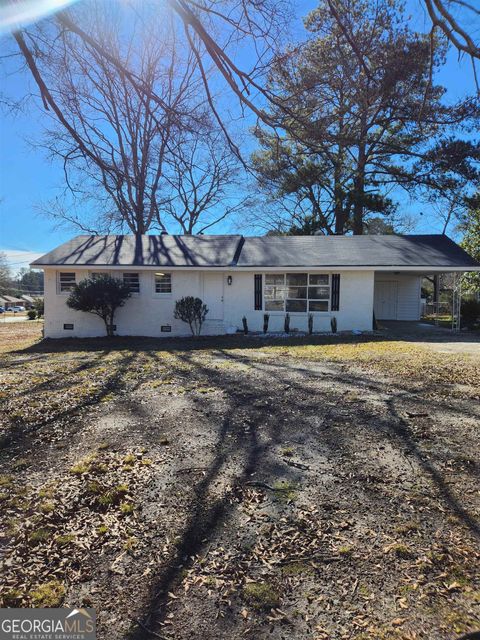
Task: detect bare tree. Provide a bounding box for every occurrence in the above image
[10,0,291,162]
[162,132,250,234]
[14,3,212,234]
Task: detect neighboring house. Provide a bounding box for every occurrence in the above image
[2,295,25,308]
[21,294,44,308]
[31,234,480,339]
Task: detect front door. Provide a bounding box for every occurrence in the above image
[203,273,224,320]
[374,281,398,320]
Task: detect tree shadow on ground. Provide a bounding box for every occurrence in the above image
[12,322,480,359]
[125,348,480,639]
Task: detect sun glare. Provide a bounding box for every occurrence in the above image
[0,0,80,33]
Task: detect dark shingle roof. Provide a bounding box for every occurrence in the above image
[237,234,479,268]
[31,233,479,269]
[32,234,243,267]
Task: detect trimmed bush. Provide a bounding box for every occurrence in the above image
[174,297,208,336]
[67,274,131,337]
[242,316,248,335]
[331,316,337,333]
[308,313,313,335]
[263,313,269,334]
[284,313,290,333]
[27,309,37,320]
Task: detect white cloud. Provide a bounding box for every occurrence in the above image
[0,249,44,274]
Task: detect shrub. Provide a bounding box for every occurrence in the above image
[263,313,269,334]
[308,313,313,335]
[284,313,290,333]
[461,299,480,329]
[27,309,37,320]
[174,296,208,336]
[331,316,337,333]
[33,298,44,318]
[67,274,131,336]
[242,316,248,335]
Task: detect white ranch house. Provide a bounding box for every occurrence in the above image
[32,234,480,339]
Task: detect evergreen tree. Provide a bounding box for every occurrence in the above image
[253,0,479,235]
[461,195,480,293]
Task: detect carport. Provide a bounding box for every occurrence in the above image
[374,270,464,329]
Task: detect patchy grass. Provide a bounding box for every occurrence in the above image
[0,323,479,639]
[30,580,65,607]
[272,480,297,503]
[243,582,281,610]
[266,339,480,390]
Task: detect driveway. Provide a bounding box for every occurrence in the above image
[0,314,29,323]
[379,320,480,355]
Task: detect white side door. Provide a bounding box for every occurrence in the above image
[374,281,398,320]
[202,273,224,320]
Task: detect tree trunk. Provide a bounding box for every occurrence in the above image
[353,109,368,235]
[334,160,345,234]
[104,313,115,337]
[352,146,366,235]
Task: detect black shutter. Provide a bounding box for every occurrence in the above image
[331,274,340,311]
[254,274,262,310]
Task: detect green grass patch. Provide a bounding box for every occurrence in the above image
[243,582,281,610]
[272,480,297,503]
[55,534,76,547]
[31,581,65,607]
[28,528,51,544]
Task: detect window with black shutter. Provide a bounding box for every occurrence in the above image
[331,274,341,311]
[254,274,262,310]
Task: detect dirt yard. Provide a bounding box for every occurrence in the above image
[0,322,479,640]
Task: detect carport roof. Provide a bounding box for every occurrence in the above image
[31,233,480,269]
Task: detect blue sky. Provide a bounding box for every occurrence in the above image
[0,0,476,273]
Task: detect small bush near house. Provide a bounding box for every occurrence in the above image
[284,313,290,333]
[174,296,208,336]
[461,299,480,329]
[331,316,337,333]
[67,275,131,337]
[33,298,44,318]
[242,316,248,335]
[263,313,269,334]
[27,310,37,320]
[308,313,313,335]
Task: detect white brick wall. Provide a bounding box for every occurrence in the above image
[43,267,375,338]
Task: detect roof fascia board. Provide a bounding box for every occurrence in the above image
[32,264,480,272]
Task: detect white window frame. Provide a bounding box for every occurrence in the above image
[57,271,76,295]
[153,272,172,296]
[264,273,331,313]
[123,272,140,295]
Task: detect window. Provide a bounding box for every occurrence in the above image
[154,272,172,294]
[58,272,76,293]
[123,272,140,293]
[264,273,330,312]
[265,274,285,311]
[90,271,109,279]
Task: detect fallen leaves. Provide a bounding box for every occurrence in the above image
[0,447,158,608]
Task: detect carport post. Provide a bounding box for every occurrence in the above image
[452,272,461,332]
[433,274,439,326]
